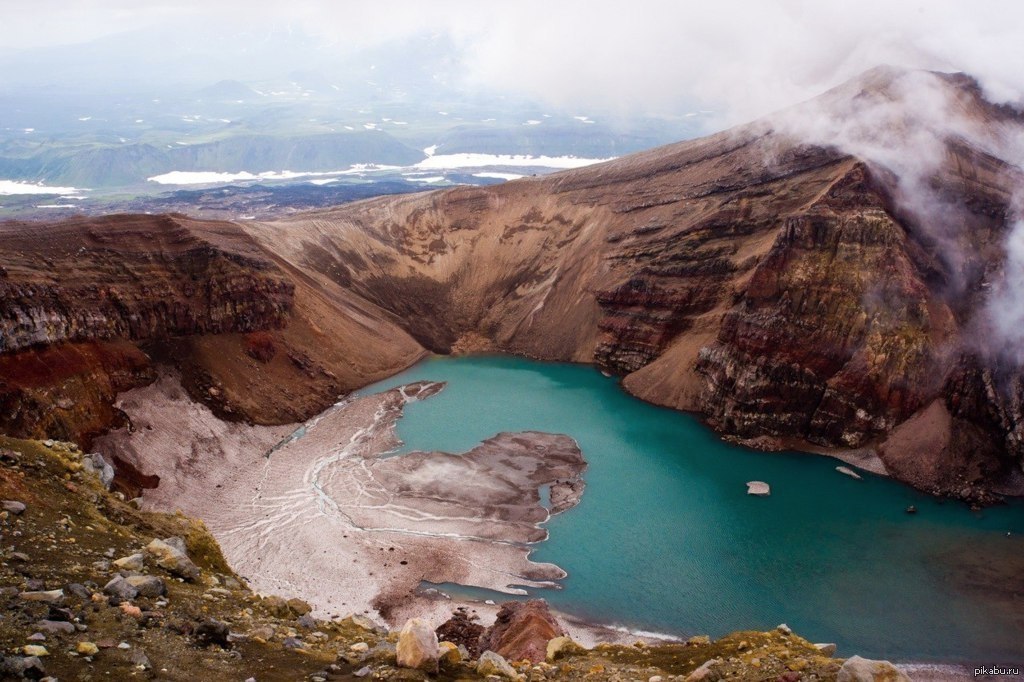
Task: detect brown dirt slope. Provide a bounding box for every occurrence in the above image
[242,69,1024,500]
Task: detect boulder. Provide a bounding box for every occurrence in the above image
[125,575,166,598]
[685,658,722,682]
[396,618,440,673]
[348,614,380,632]
[19,590,64,604]
[35,620,75,635]
[435,607,485,657]
[113,553,145,571]
[193,620,231,649]
[815,642,837,656]
[1,655,46,679]
[103,576,139,601]
[2,500,26,515]
[477,650,520,679]
[438,641,462,666]
[546,635,583,662]
[262,595,291,617]
[21,645,48,657]
[145,538,200,581]
[286,597,312,616]
[480,600,565,664]
[83,453,115,489]
[746,481,771,496]
[66,583,91,600]
[837,656,911,681]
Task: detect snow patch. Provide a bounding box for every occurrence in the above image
[415,153,611,170]
[0,180,85,196]
[473,172,524,181]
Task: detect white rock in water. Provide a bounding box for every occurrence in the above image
[837,655,910,681]
[746,481,770,496]
[836,466,863,480]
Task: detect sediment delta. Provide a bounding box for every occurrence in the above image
[96,373,595,637]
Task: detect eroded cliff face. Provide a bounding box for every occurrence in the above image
[0,213,425,444]
[2,69,1023,501]
[240,70,1024,501]
[0,214,294,353]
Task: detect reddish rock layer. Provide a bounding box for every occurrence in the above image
[480,600,566,664]
[2,68,1023,501]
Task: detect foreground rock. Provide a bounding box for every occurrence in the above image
[478,650,520,679]
[396,618,440,673]
[480,599,566,664]
[145,537,200,581]
[837,655,911,681]
[435,607,485,657]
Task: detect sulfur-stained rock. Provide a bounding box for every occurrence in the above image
[545,636,583,662]
[77,641,99,656]
[286,597,312,616]
[438,640,462,666]
[145,538,200,581]
[395,618,439,673]
[477,650,520,679]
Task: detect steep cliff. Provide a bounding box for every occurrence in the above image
[0,213,424,444]
[2,68,1022,501]
[241,68,1024,501]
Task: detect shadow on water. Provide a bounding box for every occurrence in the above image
[360,355,1024,664]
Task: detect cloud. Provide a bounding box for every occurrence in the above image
[2,1,1022,122]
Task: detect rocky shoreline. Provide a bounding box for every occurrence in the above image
[0,434,937,680]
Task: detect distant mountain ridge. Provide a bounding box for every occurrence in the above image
[0,131,424,188]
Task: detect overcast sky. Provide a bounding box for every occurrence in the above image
[2,0,1023,121]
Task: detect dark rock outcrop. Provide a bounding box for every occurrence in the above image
[435,607,485,658]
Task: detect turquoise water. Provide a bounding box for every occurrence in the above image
[362,356,1024,664]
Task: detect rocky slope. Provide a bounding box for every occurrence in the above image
[240,68,1024,501]
[2,67,1023,501]
[2,435,911,681]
